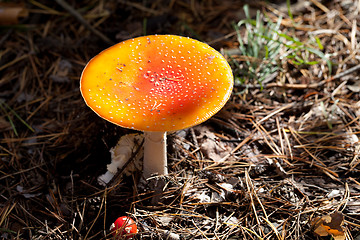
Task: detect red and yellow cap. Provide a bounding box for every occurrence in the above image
[80,35,233,132]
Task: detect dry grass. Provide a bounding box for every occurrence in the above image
[1,0,360,239]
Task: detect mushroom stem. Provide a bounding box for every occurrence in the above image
[143,131,167,178]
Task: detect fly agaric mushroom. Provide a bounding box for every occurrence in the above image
[80,35,233,178]
[110,216,137,239]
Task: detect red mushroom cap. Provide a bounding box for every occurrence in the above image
[80,35,233,132]
[110,216,137,239]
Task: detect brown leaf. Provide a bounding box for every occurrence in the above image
[311,212,345,240]
[194,126,232,162]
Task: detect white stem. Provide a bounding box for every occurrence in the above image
[97,171,115,186]
[143,131,167,178]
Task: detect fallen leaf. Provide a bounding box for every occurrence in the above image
[347,84,360,92]
[194,126,232,162]
[311,211,345,240]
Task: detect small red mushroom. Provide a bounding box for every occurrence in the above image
[110,216,137,239]
[80,35,233,178]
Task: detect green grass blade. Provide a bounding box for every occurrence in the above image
[0,101,35,136]
[315,36,324,50]
[3,102,35,133]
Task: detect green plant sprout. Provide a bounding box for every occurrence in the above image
[0,100,34,136]
[232,4,332,86]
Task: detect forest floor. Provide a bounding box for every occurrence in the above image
[1,0,360,239]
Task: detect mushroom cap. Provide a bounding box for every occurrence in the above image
[111,216,137,238]
[80,35,233,132]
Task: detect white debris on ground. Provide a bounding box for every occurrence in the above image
[98,134,144,185]
[16,185,42,198]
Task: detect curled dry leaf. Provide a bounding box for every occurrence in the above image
[194,126,232,162]
[311,211,345,240]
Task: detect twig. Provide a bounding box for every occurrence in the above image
[192,219,211,240]
[235,64,360,90]
[245,171,265,237]
[288,128,340,180]
[84,191,106,239]
[0,54,28,72]
[118,0,162,15]
[324,64,360,83]
[234,82,320,90]
[55,0,114,45]
[256,103,295,125]
[308,0,329,13]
